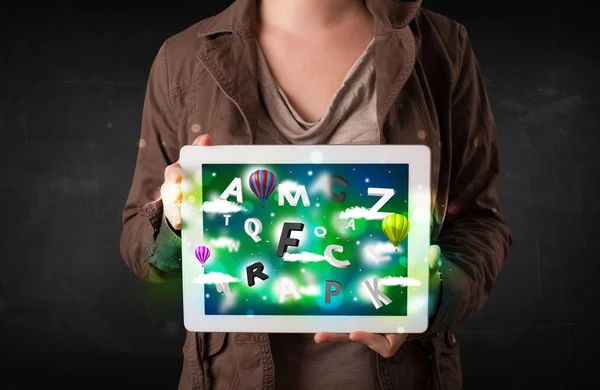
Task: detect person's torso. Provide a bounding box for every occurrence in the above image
[168,1,464,389]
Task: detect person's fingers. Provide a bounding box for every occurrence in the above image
[172,187,183,203]
[314,332,351,344]
[164,163,183,184]
[159,135,211,231]
[161,184,182,229]
[161,181,182,203]
[349,332,407,358]
[164,203,182,229]
[192,134,212,146]
[428,244,441,271]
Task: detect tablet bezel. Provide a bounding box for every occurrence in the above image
[180,145,431,334]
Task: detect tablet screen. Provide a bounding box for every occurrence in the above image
[187,163,413,316]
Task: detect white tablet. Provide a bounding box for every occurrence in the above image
[180,145,431,334]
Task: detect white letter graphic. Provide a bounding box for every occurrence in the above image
[278,185,311,207]
[361,278,392,309]
[367,188,394,220]
[220,177,243,203]
[244,218,263,242]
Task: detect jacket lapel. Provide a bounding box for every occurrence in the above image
[372,24,417,132]
[365,0,420,131]
[195,0,259,144]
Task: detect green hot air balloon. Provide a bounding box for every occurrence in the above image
[382,213,410,251]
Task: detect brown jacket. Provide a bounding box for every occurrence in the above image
[119,0,513,389]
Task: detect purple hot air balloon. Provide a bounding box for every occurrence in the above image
[194,245,211,266]
[249,169,277,207]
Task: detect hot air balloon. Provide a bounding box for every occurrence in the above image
[249,169,277,207]
[382,213,410,251]
[194,245,211,266]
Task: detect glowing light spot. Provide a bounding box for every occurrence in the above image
[270,212,275,217]
[316,203,320,207]
[205,294,210,298]
[365,178,370,183]
[301,268,305,273]
[212,172,216,177]
[356,241,361,245]
[308,171,313,176]
[353,297,358,301]
[263,296,267,300]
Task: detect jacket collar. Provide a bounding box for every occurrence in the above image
[196,0,420,142]
[197,0,422,36]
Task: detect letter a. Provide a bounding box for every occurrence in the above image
[344,219,356,231]
[279,278,301,303]
[220,177,243,203]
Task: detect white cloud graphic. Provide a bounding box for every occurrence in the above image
[339,206,371,219]
[363,242,398,264]
[193,272,241,285]
[368,242,399,254]
[208,237,240,253]
[379,276,421,287]
[201,198,246,214]
[282,252,326,263]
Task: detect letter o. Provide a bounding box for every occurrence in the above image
[314,226,327,238]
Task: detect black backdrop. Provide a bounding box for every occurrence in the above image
[1,1,599,389]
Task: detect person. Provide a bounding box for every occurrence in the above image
[119,0,513,388]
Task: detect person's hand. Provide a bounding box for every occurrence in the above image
[314,244,442,358]
[160,134,212,229]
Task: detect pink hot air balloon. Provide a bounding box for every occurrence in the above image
[194,245,211,266]
[249,169,277,207]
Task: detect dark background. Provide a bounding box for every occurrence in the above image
[1,0,598,388]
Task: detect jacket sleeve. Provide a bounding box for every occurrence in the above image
[424,25,513,335]
[119,41,184,283]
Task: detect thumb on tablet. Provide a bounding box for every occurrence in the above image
[193,134,212,146]
[176,134,212,164]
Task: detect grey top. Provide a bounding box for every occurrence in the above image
[255,38,380,145]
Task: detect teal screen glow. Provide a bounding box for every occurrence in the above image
[187,163,413,317]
